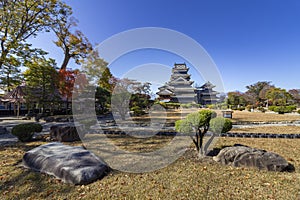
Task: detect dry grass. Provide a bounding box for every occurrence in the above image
[230,110,300,123]
[230,126,300,134]
[134,109,300,123]
[0,137,300,200]
[1,110,300,199]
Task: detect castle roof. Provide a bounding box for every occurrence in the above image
[199,81,215,89]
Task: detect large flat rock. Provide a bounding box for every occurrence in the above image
[213,144,293,172]
[22,142,109,185]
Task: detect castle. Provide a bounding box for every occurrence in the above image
[156,63,219,105]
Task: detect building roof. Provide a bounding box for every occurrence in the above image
[169,77,194,86]
[157,89,174,96]
[199,81,216,89]
[1,85,26,103]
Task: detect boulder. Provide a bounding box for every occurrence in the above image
[22,142,109,185]
[50,125,84,142]
[0,126,8,135]
[213,144,292,172]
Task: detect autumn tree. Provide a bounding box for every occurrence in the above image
[52,14,92,70]
[245,81,274,106]
[288,89,300,106]
[58,69,80,113]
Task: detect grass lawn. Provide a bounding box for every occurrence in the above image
[229,110,300,123]
[0,136,300,200]
[1,110,300,199]
[134,109,300,123]
[230,126,300,134]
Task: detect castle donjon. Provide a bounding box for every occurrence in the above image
[156,63,219,105]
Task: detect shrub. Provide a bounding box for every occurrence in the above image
[11,123,43,142]
[246,105,252,112]
[130,106,145,116]
[209,117,232,133]
[268,105,297,114]
[180,103,191,109]
[231,106,245,111]
[207,104,215,109]
[165,102,180,109]
[297,110,300,114]
[257,106,266,113]
[238,107,245,111]
[268,106,276,112]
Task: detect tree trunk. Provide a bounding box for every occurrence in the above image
[199,132,204,156]
[17,102,20,118]
[60,53,71,70]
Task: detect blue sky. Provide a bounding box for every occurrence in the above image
[29,0,300,93]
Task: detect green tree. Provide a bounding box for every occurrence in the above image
[226,91,247,108]
[266,87,293,106]
[24,57,60,112]
[175,110,217,157]
[81,50,109,86]
[95,86,111,114]
[209,117,232,134]
[0,55,22,92]
[99,67,115,92]
[110,78,152,120]
[0,0,69,69]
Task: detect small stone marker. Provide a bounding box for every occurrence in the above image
[222,110,233,118]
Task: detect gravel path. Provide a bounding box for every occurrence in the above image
[0,133,18,146]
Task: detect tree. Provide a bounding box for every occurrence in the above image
[81,49,109,86]
[23,57,59,112]
[209,117,232,134]
[175,110,217,157]
[98,67,115,92]
[226,91,247,108]
[288,89,300,106]
[266,87,293,106]
[110,78,152,120]
[95,86,111,115]
[245,81,274,105]
[0,0,70,69]
[52,15,92,70]
[0,55,22,92]
[110,78,133,120]
[58,68,80,113]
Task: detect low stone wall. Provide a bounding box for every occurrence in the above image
[221,132,300,139]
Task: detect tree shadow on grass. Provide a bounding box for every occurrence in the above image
[0,168,75,199]
[0,142,76,199]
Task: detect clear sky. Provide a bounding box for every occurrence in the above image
[29,0,300,93]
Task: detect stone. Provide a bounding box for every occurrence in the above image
[50,125,85,142]
[213,144,292,172]
[0,126,8,135]
[22,142,109,185]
